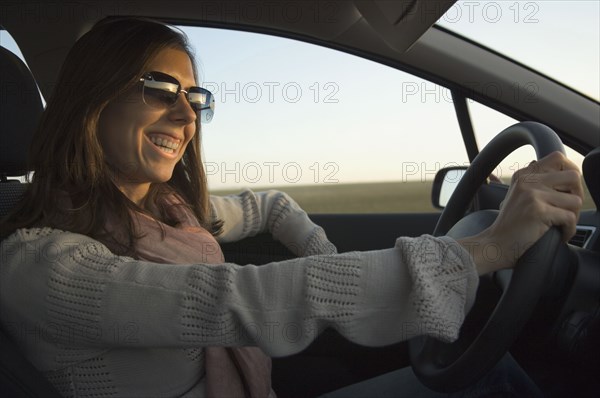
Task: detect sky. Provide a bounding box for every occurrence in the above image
[1,1,598,190]
[183,0,599,189]
[440,0,599,101]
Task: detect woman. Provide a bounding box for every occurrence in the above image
[0,17,583,397]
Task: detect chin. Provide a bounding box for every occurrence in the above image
[152,174,173,183]
[153,173,174,183]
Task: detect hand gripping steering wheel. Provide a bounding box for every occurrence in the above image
[408,121,565,392]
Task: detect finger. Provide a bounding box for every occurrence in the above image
[537,169,584,197]
[561,156,581,173]
[561,164,585,200]
[535,152,582,175]
[540,189,583,215]
[555,207,578,242]
[536,187,582,230]
[518,159,583,203]
[534,151,569,172]
[512,155,563,184]
[541,203,578,242]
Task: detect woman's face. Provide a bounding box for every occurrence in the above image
[98,47,197,204]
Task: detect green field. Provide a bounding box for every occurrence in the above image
[213,180,438,213]
[211,180,596,214]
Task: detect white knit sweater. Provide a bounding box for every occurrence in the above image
[0,190,478,397]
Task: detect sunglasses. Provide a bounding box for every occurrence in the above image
[139,71,215,124]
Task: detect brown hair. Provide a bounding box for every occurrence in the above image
[0,17,221,251]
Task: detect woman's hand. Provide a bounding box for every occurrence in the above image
[458,151,584,275]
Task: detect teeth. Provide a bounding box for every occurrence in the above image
[149,136,181,153]
[160,147,174,154]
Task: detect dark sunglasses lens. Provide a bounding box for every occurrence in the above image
[142,74,179,108]
[142,73,215,123]
[188,87,215,124]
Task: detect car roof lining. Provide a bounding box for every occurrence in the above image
[0,0,454,99]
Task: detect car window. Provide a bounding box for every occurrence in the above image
[181,26,468,213]
[468,100,537,183]
[1,29,45,107]
[437,0,600,101]
[1,29,27,64]
[468,100,594,209]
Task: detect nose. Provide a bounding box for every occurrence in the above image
[169,92,197,125]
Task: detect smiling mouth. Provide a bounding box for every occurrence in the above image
[148,135,181,155]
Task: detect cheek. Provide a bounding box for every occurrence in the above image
[97,106,142,163]
[180,125,197,153]
[97,112,121,160]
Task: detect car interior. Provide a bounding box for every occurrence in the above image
[1,1,599,397]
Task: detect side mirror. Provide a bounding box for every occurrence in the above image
[431,167,468,209]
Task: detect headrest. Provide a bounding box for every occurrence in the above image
[0,46,44,177]
[583,146,600,210]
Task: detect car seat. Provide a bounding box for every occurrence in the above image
[0,45,62,397]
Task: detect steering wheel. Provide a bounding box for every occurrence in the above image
[408,121,565,392]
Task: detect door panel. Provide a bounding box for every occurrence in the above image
[221,213,441,264]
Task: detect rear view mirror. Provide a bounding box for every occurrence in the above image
[431,167,468,209]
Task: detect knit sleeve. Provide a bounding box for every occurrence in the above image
[394,235,479,342]
[210,189,337,256]
[0,228,477,359]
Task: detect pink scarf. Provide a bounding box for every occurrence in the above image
[102,192,274,398]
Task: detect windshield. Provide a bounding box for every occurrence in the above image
[437,0,600,101]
